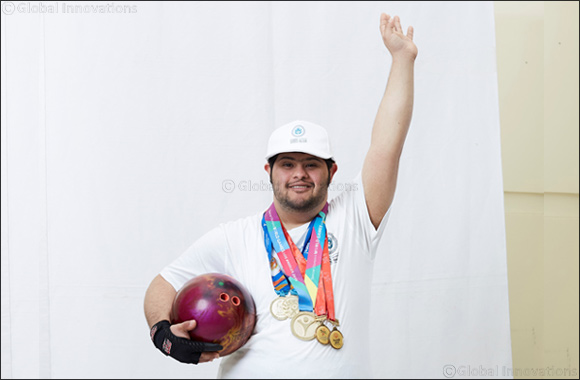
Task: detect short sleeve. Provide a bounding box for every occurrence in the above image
[160,226,229,291]
[329,172,391,259]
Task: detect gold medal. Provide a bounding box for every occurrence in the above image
[283,295,299,318]
[290,312,322,341]
[270,297,288,320]
[315,324,331,345]
[270,295,299,320]
[329,327,344,349]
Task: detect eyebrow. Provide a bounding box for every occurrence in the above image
[278,156,323,162]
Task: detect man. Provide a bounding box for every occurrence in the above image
[144,13,417,378]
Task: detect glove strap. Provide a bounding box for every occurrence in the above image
[150,320,172,354]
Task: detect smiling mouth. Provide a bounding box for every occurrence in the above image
[288,184,312,191]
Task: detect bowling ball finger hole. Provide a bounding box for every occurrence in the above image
[231,296,241,306]
[220,293,229,302]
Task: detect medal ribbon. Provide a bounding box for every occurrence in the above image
[262,203,336,321]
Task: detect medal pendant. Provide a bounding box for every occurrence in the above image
[270,295,299,320]
[284,295,299,319]
[290,312,321,341]
[329,327,344,349]
[315,324,331,345]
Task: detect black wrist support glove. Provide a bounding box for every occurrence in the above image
[150,320,223,364]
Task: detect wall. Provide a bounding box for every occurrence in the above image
[1,2,514,378]
[494,1,579,378]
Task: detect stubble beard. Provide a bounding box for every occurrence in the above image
[273,183,328,213]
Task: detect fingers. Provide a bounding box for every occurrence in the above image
[394,15,402,32]
[176,319,197,331]
[170,319,197,339]
[381,13,414,39]
[199,352,220,363]
[198,342,222,363]
[381,13,399,34]
[380,13,390,23]
[184,319,198,332]
[380,13,390,34]
[202,342,224,352]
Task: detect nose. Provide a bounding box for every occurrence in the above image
[292,164,308,179]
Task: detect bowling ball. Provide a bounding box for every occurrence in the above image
[170,273,256,357]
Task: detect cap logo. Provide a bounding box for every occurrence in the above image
[291,125,305,137]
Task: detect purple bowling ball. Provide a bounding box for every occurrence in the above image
[170,273,256,356]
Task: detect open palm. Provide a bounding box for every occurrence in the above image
[380,13,418,60]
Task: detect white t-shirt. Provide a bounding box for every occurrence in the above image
[160,172,390,379]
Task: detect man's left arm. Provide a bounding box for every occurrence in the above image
[362,13,418,229]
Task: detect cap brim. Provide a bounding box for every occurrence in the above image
[265,149,333,160]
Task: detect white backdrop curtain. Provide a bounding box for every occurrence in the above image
[1,1,512,378]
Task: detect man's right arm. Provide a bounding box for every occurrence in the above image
[144,274,176,329]
[144,274,222,363]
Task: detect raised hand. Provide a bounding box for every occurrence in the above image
[380,13,418,61]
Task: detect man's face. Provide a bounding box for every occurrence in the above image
[265,152,337,213]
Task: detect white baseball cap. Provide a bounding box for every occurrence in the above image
[265,120,334,161]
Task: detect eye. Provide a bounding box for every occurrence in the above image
[231,296,241,306]
[219,293,230,302]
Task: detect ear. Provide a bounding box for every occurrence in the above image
[264,162,271,175]
[329,162,338,182]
